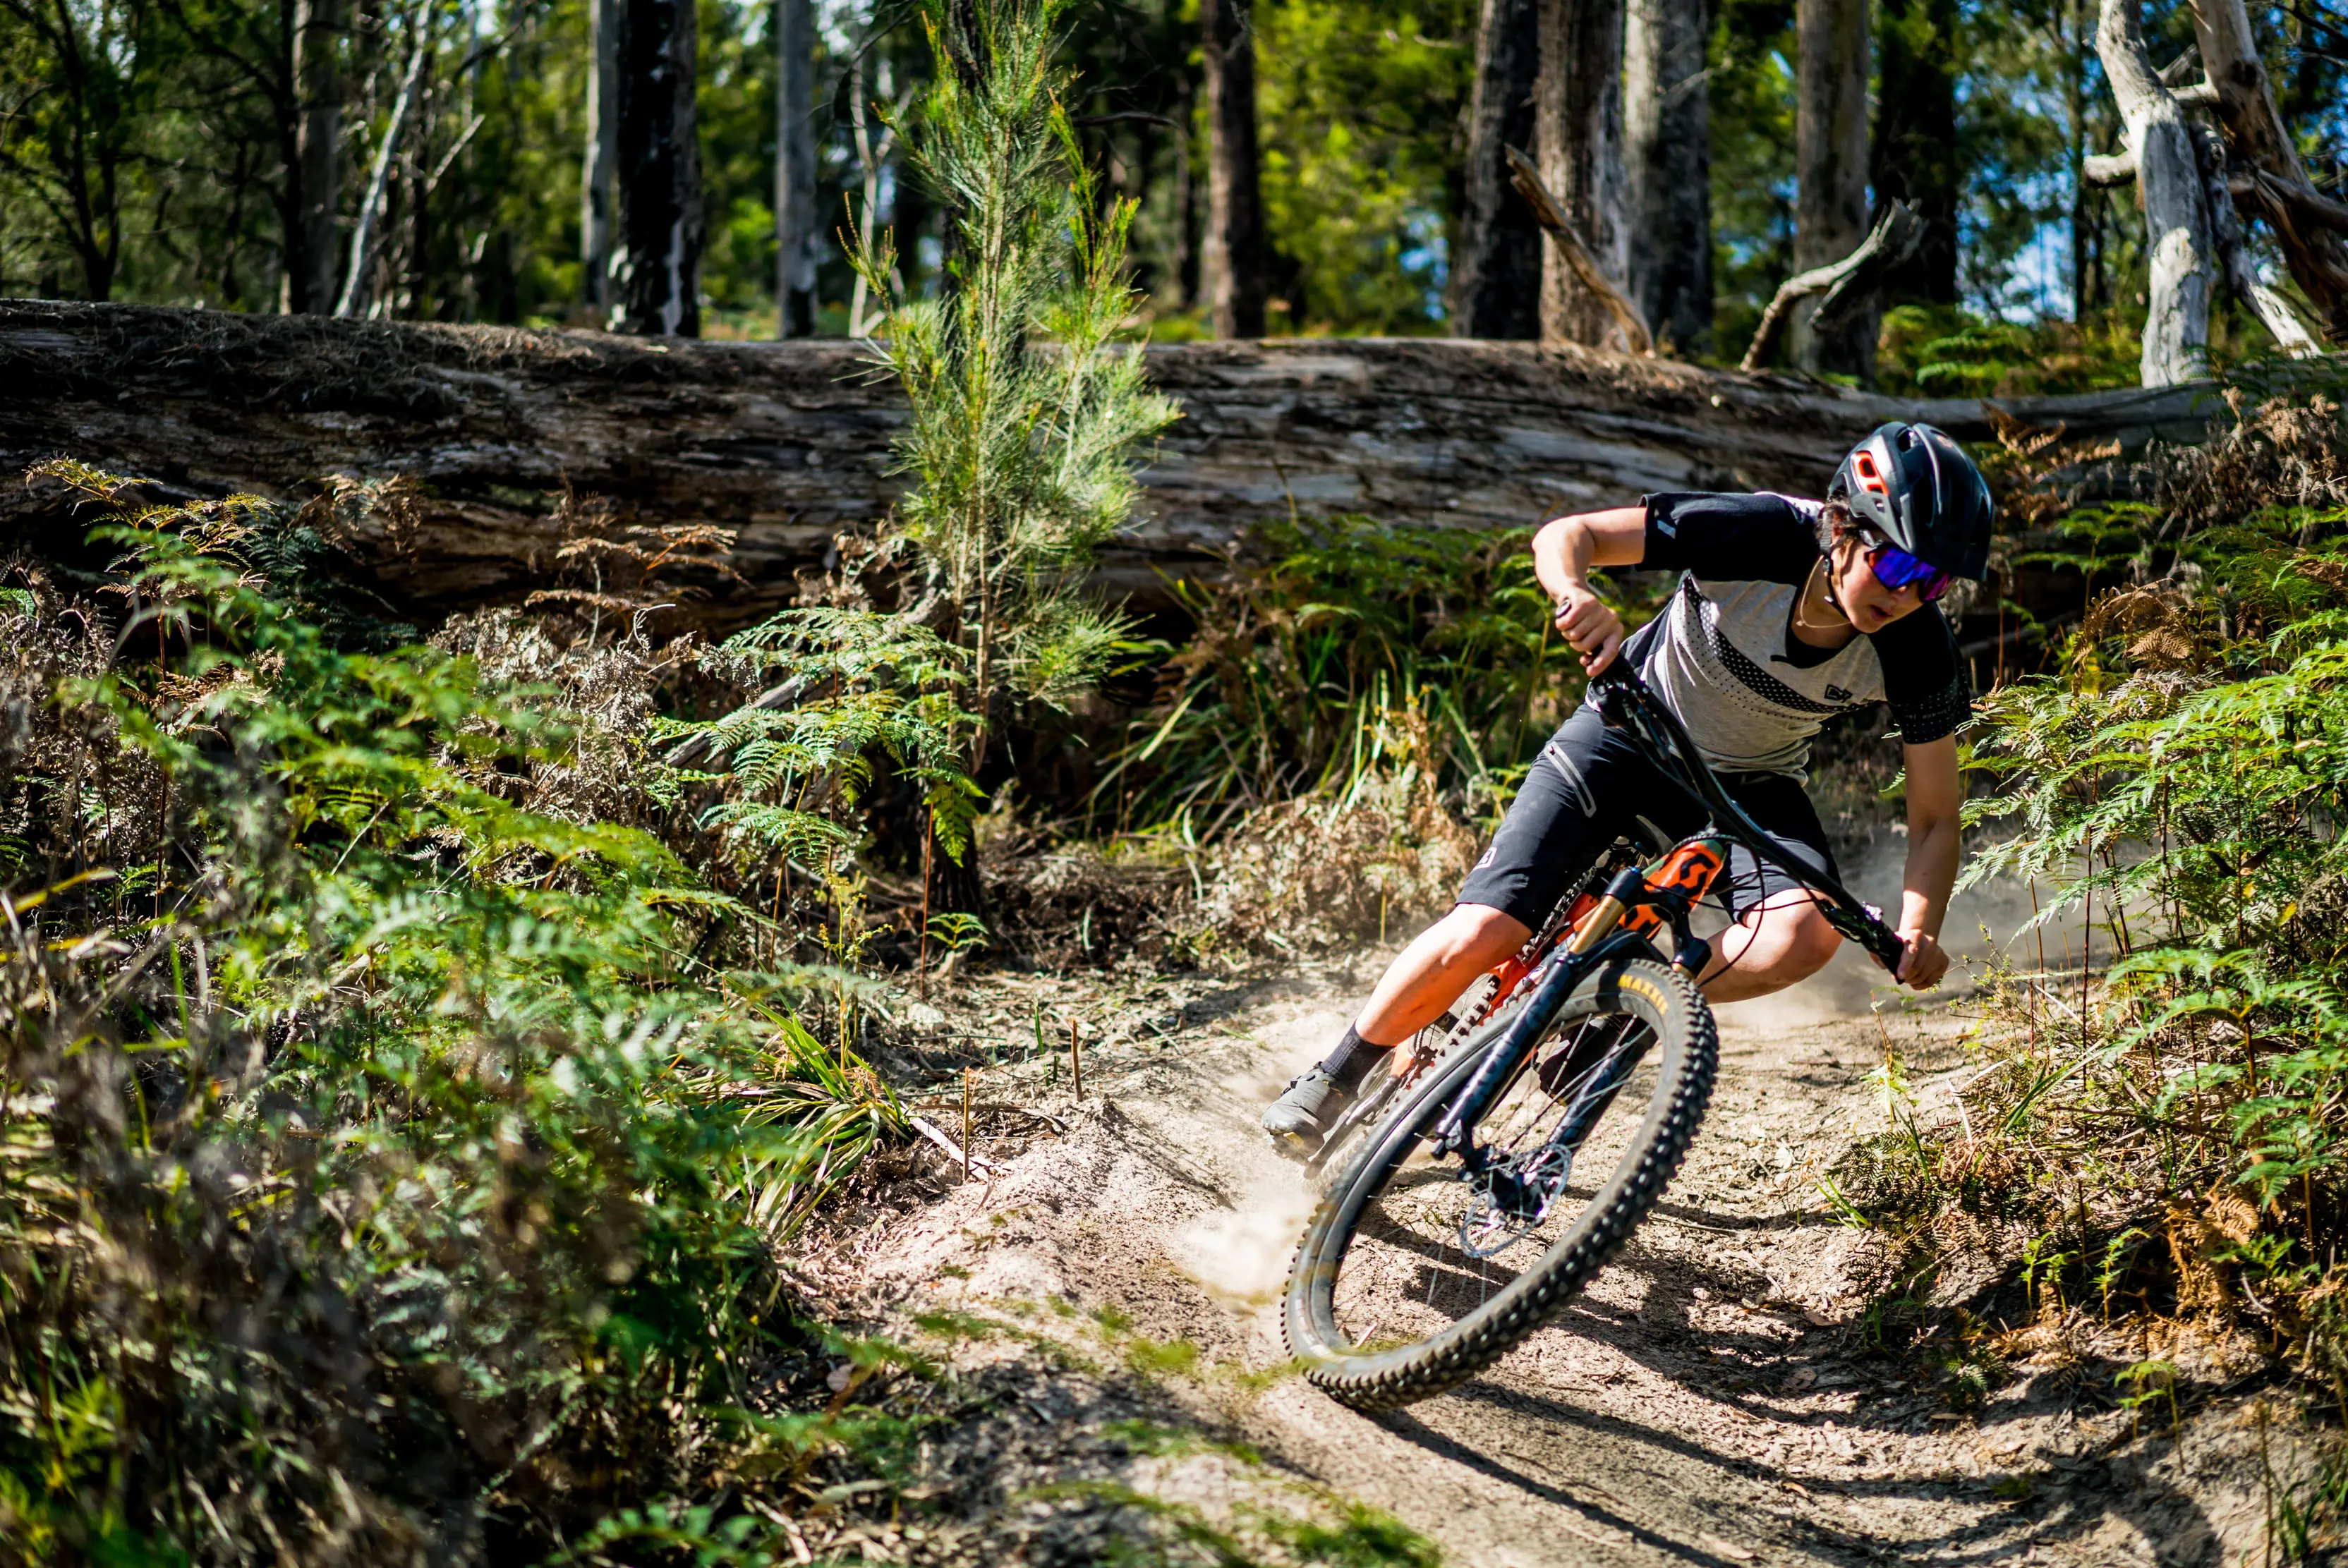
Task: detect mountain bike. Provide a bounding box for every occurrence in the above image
[1280,661,1907,1410]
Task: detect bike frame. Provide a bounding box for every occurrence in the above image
[1427,662,1908,1166]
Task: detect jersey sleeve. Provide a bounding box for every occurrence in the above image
[1869,605,1973,744]
[1638,492,1819,585]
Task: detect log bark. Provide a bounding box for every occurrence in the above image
[2186,0,2348,342]
[612,0,702,337]
[1200,0,1266,338]
[773,0,818,339]
[1793,0,1872,377]
[1623,0,1712,353]
[2097,0,2210,386]
[1535,0,1628,347]
[291,0,343,317]
[581,0,618,320]
[1451,0,1544,340]
[0,303,2235,628]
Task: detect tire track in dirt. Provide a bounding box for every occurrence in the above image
[832,945,2277,1567]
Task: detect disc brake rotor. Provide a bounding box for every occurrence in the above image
[1456,1142,1575,1260]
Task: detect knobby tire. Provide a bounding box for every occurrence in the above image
[1281,956,1716,1409]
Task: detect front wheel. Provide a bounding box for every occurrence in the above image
[1281,956,1716,1410]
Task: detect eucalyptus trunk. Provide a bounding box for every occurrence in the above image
[1872,0,1959,304]
[290,0,341,315]
[1623,0,1710,353]
[1201,0,1266,337]
[1452,0,1542,340]
[1793,0,1872,376]
[773,0,818,337]
[2095,0,2209,384]
[582,0,618,320]
[612,0,702,337]
[1535,0,1628,347]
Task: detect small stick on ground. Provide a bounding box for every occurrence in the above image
[962,1066,974,1182]
[1070,1019,1084,1099]
[918,820,933,1001]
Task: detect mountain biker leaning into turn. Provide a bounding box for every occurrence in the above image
[1261,421,1997,1159]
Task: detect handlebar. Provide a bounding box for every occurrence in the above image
[1586,662,1910,976]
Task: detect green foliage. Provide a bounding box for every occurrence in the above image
[852,0,1178,773]
[1096,514,1668,839]
[0,468,902,1561]
[1845,382,2348,1382]
[1253,0,1472,334]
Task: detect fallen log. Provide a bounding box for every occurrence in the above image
[0,300,2232,628]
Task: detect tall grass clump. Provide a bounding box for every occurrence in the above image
[1841,375,2348,1402]
[0,466,902,1562]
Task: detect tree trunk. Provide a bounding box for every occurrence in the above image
[612,0,702,337]
[291,0,341,315]
[1451,0,1543,340]
[1535,0,1628,346]
[2095,0,2209,385]
[2186,0,2348,342]
[773,0,818,337]
[1793,0,1871,376]
[582,0,618,321]
[1201,0,1266,337]
[1872,0,1958,305]
[1623,0,1711,353]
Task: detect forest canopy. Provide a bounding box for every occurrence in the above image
[4,0,2344,379]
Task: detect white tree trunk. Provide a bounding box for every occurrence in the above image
[2097,0,2210,386]
[2186,0,2348,341]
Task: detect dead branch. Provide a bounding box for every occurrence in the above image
[2193,123,2322,356]
[2186,0,2348,341]
[1503,144,1654,355]
[1739,202,1924,375]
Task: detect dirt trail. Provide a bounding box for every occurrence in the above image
[817,937,2284,1567]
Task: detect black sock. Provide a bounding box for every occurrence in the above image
[1320,1026,1393,1093]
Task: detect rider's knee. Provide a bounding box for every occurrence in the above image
[1440,902,1529,966]
[1772,908,1842,979]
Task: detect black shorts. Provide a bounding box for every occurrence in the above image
[1456,704,1840,931]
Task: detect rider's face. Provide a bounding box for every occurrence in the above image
[1829,531,1928,633]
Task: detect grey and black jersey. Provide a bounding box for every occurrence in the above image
[1620,492,1972,778]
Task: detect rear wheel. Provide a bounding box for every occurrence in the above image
[1281,956,1715,1409]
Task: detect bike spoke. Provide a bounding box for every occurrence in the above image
[1324,1017,1660,1351]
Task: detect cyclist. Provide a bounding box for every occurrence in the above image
[1263,422,1994,1158]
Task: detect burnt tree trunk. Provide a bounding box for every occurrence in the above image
[773,0,818,338]
[1201,0,1266,338]
[1793,0,1872,377]
[1452,0,1544,340]
[1535,0,1628,347]
[582,0,618,320]
[291,0,342,317]
[1873,0,1959,305]
[1623,0,1711,354]
[612,0,701,337]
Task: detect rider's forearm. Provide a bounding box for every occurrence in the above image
[1532,516,1598,604]
[1896,816,1961,939]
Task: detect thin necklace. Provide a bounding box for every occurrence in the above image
[1790,557,1855,639]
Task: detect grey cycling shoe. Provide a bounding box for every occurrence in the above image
[1261,1066,1352,1160]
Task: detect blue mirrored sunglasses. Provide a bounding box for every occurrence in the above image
[1865,542,1953,602]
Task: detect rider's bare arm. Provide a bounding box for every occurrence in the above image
[1894,736,1961,990]
[1531,507,1646,674]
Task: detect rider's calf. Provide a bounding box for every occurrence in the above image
[1702,894,1841,1002]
